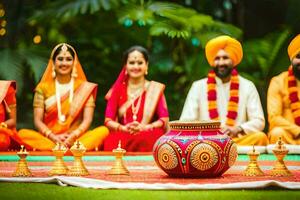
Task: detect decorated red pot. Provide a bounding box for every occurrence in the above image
[153,121,237,177]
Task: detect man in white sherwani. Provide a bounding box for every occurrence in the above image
[180,35,268,152]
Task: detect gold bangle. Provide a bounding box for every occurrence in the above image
[148,124,154,131]
[41,128,48,134]
[0,122,8,128]
[78,127,84,134]
[116,124,121,132]
[45,130,52,138]
[73,130,81,138]
[75,127,85,137]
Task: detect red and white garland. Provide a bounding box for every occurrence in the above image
[288,65,300,125]
[207,68,239,126]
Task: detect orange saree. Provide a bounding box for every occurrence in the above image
[18,43,109,151]
[18,79,108,151]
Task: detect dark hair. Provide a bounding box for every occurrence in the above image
[122,45,149,66]
[52,44,75,61]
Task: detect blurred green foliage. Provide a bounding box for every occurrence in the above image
[0,0,299,130]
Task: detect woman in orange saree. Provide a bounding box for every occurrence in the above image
[0,81,19,150]
[18,43,109,151]
[103,46,169,152]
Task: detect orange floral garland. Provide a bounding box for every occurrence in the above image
[207,68,239,126]
[288,66,300,125]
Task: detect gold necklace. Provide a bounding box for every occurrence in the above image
[127,80,145,99]
[129,83,145,121]
[55,78,74,124]
[128,81,145,89]
[128,88,142,100]
[127,80,147,121]
[131,92,143,121]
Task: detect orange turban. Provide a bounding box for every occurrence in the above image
[205,35,243,67]
[288,34,300,60]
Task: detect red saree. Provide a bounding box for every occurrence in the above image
[0,81,18,150]
[103,80,169,152]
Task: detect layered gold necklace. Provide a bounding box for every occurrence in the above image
[55,78,74,124]
[128,81,145,121]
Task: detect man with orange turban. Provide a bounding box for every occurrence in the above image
[181,35,268,153]
[267,34,300,152]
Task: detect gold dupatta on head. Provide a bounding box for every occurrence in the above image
[118,81,165,125]
[37,43,97,133]
[39,43,87,83]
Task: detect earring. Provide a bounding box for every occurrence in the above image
[145,70,148,75]
[52,66,56,78]
[125,70,128,75]
[71,67,78,78]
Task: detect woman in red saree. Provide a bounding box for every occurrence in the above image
[103,46,169,152]
[18,43,109,151]
[0,81,18,150]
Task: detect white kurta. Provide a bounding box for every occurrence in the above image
[180,75,265,134]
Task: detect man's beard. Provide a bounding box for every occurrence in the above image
[214,65,233,79]
[292,63,300,80]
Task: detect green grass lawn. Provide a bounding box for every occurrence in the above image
[0,182,299,200]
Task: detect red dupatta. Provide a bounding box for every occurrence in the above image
[0,81,16,122]
[105,67,165,125]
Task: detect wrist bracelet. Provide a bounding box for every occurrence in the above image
[45,130,52,138]
[116,124,121,132]
[0,122,8,128]
[76,127,84,137]
[71,130,79,138]
[158,119,165,128]
[104,119,113,126]
[148,124,154,131]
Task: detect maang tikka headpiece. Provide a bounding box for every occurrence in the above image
[61,43,68,53]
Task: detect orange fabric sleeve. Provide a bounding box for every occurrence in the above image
[267,75,300,137]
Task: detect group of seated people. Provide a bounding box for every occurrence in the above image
[0,34,300,153]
